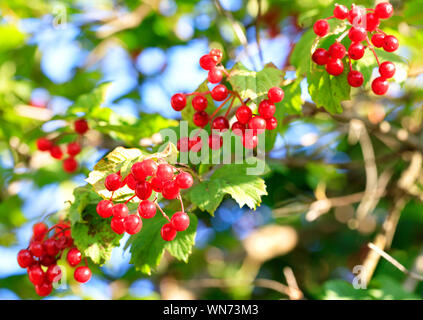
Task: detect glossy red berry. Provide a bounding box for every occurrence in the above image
[67,248,82,267]
[126,173,137,190]
[17,249,34,268]
[111,217,125,234]
[46,264,62,283]
[49,145,63,159]
[348,42,365,60]
[33,222,48,241]
[29,241,44,257]
[138,200,156,219]
[36,138,53,151]
[208,134,223,150]
[171,212,190,231]
[150,176,163,192]
[375,2,393,19]
[112,203,129,219]
[162,180,180,200]
[372,77,389,95]
[379,61,396,78]
[177,137,190,152]
[212,116,230,131]
[67,142,81,156]
[192,95,208,111]
[193,111,209,127]
[347,70,364,87]
[74,119,89,135]
[211,84,228,101]
[248,116,267,134]
[139,159,158,177]
[105,173,121,191]
[266,117,278,130]
[208,67,223,84]
[161,223,177,241]
[131,162,147,181]
[313,19,329,37]
[156,164,174,182]
[328,42,346,59]
[171,93,187,111]
[74,266,92,283]
[124,214,143,235]
[209,48,223,64]
[40,254,56,267]
[96,200,113,218]
[365,12,380,32]
[383,35,399,52]
[236,105,252,124]
[63,157,78,173]
[175,172,193,189]
[43,238,59,256]
[258,100,276,119]
[312,48,330,66]
[28,264,45,285]
[189,137,202,152]
[348,5,365,25]
[242,134,258,149]
[231,121,246,136]
[334,4,348,19]
[371,33,385,48]
[267,87,284,103]
[325,58,344,76]
[35,281,52,297]
[348,26,366,42]
[135,181,153,200]
[199,54,216,70]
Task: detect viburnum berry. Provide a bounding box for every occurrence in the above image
[312,48,330,66]
[63,157,78,173]
[49,145,63,159]
[199,54,216,70]
[17,249,34,268]
[383,35,399,52]
[348,42,365,60]
[347,70,364,87]
[28,264,45,285]
[258,100,276,119]
[313,19,329,37]
[171,93,187,111]
[175,172,193,189]
[125,173,138,190]
[111,217,125,234]
[348,26,366,42]
[242,134,258,149]
[46,265,62,283]
[162,180,180,200]
[325,58,344,76]
[192,95,208,111]
[161,223,177,241]
[375,2,393,19]
[74,266,92,283]
[211,84,228,101]
[365,12,380,32]
[193,111,209,127]
[139,159,158,177]
[171,212,190,232]
[209,48,223,64]
[112,203,129,219]
[379,61,396,78]
[131,162,147,181]
[67,142,81,156]
[150,176,163,192]
[231,121,246,136]
[177,137,190,152]
[266,117,278,130]
[135,181,153,200]
[96,200,113,218]
[156,163,174,181]
[43,238,59,256]
[348,5,365,25]
[36,138,53,151]
[189,137,202,152]
[67,248,82,267]
[267,87,284,103]
[33,222,48,241]
[372,77,389,95]
[105,173,122,191]
[124,214,143,235]
[138,200,156,219]
[35,281,52,297]
[212,116,229,131]
[74,119,89,135]
[328,42,346,59]
[40,254,56,267]
[371,33,385,48]
[248,116,267,134]
[208,134,223,150]
[208,67,223,84]
[236,105,252,124]
[29,241,44,257]
[334,4,348,19]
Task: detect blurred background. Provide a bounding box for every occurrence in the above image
[1,0,423,299]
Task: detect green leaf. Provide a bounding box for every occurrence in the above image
[129,212,198,275]
[0,24,26,52]
[321,280,372,300]
[68,186,102,224]
[276,79,303,115]
[67,82,112,116]
[228,62,284,105]
[188,179,224,215]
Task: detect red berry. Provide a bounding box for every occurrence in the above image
[266,117,278,130]
[334,4,348,19]
[171,93,187,111]
[383,35,399,52]
[131,162,147,181]
[258,100,276,119]
[365,12,380,32]
[63,157,78,173]
[326,58,344,76]
[189,137,202,152]
[171,212,190,231]
[96,200,113,218]
[162,180,180,200]
[138,200,156,219]
[135,181,153,200]
[347,70,364,87]
[139,159,158,177]
[35,281,52,297]
[199,54,216,70]
[36,138,53,151]
[348,42,365,60]
[150,176,163,192]
[46,265,62,283]
[212,116,229,131]
[192,95,208,111]
[74,119,89,135]
[126,173,137,190]
[40,254,56,267]
[156,164,174,181]
[74,266,92,283]
[312,48,330,66]
[348,5,365,25]
[208,67,223,84]
[348,26,366,42]
[105,173,121,191]
[231,121,246,136]
[313,19,329,37]
[235,105,252,124]
[379,61,396,78]
[372,77,389,95]
[33,222,48,241]
[67,142,81,156]
[49,145,63,159]
[211,84,228,101]
[242,134,258,149]
[375,2,393,19]
[111,217,125,234]
[161,223,177,241]
[267,87,284,103]
[208,134,223,150]
[175,172,193,189]
[17,249,34,268]
[209,48,223,64]
[28,264,45,285]
[29,241,44,257]
[124,214,143,235]
[67,248,82,267]
[43,238,59,256]
[248,116,267,134]
[177,137,190,152]
[112,203,129,219]
[371,33,385,48]
[328,42,346,59]
[193,111,209,127]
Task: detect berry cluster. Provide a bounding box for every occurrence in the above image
[17,221,92,297]
[96,158,193,241]
[311,2,398,95]
[36,119,89,173]
[170,49,284,150]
